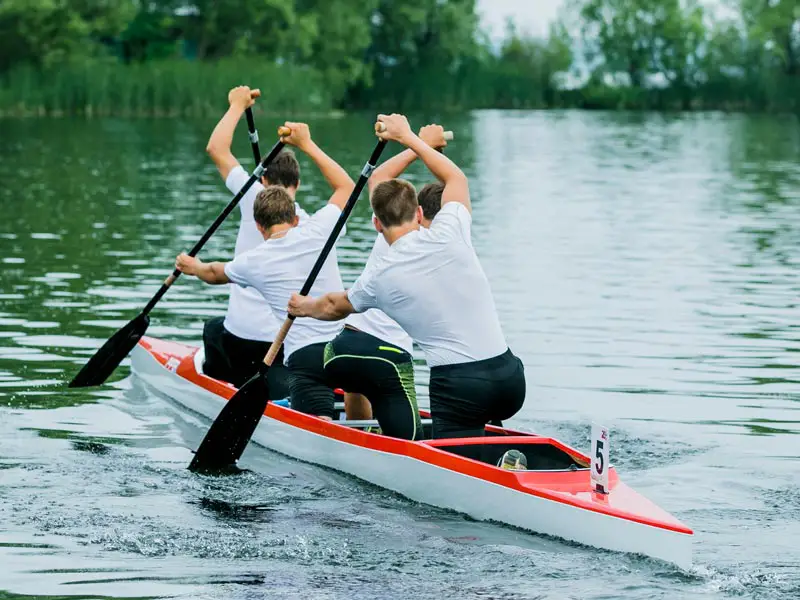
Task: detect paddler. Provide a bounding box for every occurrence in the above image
[323,125,449,440]
[202,85,308,393]
[288,114,526,446]
[176,121,353,420]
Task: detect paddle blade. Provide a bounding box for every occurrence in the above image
[188,371,270,472]
[68,313,150,388]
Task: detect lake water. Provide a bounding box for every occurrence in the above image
[0,111,798,599]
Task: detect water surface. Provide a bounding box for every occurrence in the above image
[0,111,798,598]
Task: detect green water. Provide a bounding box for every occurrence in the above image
[0,111,798,599]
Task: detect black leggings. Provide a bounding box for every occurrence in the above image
[286,342,336,419]
[429,348,526,440]
[202,317,289,397]
[324,327,421,440]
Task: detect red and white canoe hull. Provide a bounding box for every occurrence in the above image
[130,337,693,568]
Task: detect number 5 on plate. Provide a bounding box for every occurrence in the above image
[590,424,610,494]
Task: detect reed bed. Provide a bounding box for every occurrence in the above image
[0,59,332,117]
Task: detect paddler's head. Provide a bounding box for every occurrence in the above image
[417,182,443,228]
[253,185,299,240]
[262,149,300,198]
[370,179,423,245]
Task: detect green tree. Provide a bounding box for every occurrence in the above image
[488,19,573,108]
[180,0,314,61]
[652,0,707,108]
[119,2,181,62]
[574,0,709,107]
[741,0,800,75]
[577,0,667,87]
[297,0,379,102]
[0,0,133,71]
[353,0,481,109]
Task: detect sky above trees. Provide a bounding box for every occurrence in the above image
[479,0,564,37]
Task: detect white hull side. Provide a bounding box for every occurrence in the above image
[131,344,692,568]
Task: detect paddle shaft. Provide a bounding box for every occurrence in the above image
[142,139,285,315]
[262,139,388,366]
[245,108,261,165]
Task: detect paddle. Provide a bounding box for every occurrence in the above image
[188,133,389,472]
[244,107,262,165]
[68,134,288,389]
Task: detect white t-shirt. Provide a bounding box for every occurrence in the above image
[224,204,345,361]
[222,165,308,341]
[347,202,507,368]
[345,234,414,355]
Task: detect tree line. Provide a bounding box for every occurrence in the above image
[0,0,797,116]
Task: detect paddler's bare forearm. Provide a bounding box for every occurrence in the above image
[369,125,449,192]
[281,122,354,210]
[368,149,417,192]
[288,291,354,321]
[206,107,243,180]
[304,141,354,193]
[207,105,241,156]
[207,86,260,180]
[302,141,355,212]
[376,114,469,211]
[175,253,230,285]
[403,134,470,211]
[195,262,230,285]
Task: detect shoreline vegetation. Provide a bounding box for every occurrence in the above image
[0,0,797,118]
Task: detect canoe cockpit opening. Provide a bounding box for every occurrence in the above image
[424,436,589,471]
[328,402,587,471]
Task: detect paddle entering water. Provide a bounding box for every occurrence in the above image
[68,131,288,389]
[188,134,388,472]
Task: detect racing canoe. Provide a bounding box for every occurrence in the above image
[130,336,693,567]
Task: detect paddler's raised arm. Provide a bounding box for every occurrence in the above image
[368,124,449,193]
[376,113,470,213]
[280,122,354,211]
[206,86,260,180]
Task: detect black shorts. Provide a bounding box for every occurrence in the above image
[324,327,421,440]
[202,316,289,397]
[429,348,526,440]
[286,342,336,419]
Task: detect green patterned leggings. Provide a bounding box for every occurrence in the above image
[324,327,422,440]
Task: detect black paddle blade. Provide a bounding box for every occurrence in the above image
[188,371,270,472]
[68,313,150,388]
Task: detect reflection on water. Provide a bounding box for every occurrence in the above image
[0,111,798,599]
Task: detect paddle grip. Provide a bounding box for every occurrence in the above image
[264,318,293,367]
[245,107,261,165]
[292,139,387,305]
[141,140,286,316]
[374,122,453,141]
[277,126,291,137]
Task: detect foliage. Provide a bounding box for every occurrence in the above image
[570,0,799,112]
[0,0,134,71]
[0,0,797,115]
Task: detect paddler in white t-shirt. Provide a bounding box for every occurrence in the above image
[177,121,353,419]
[288,114,526,445]
[202,85,309,394]
[323,125,449,441]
